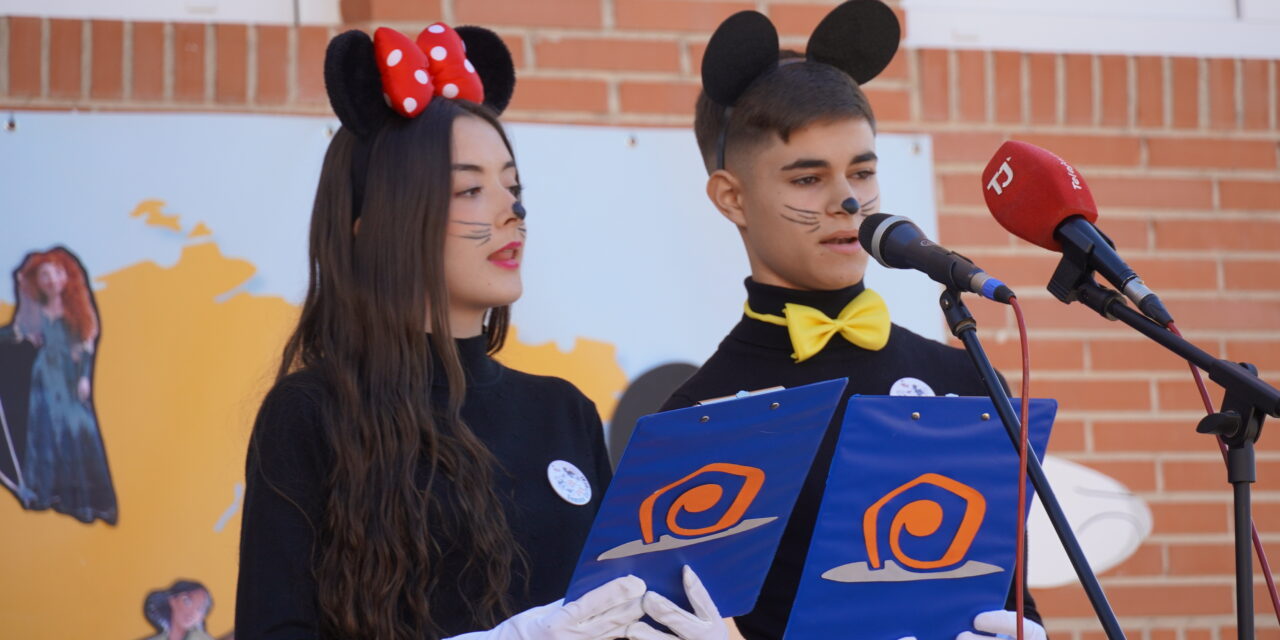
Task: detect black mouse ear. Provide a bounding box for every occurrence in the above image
[324,30,394,138]
[701,10,780,106]
[456,26,517,114]
[806,0,900,85]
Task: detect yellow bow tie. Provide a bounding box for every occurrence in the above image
[744,289,890,362]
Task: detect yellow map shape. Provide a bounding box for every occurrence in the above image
[0,242,627,638]
[130,199,183,231]
[0,242,297,638]
[188,222,213,239]
[497,327,626,421]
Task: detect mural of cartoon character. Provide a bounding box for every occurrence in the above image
[0,247,117,524]
[141,580,220,640]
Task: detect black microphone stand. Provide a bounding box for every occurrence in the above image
[938,286,1127,639]
[1058,275,1276,640]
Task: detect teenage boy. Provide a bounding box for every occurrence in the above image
[662,6,1042,640]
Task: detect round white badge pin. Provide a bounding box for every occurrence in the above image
[889,377,936,397]
[547,460,592,506]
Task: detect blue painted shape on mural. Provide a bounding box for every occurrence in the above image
[565,378,849,616]
[784,396,1056,640]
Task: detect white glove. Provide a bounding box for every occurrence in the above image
[627,565,728,640]
[447,574,646,640]
[894,609,1047,640]
[957,609,1047,640]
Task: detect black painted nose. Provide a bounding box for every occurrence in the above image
[841,197,860,215]
[513,201,527,220]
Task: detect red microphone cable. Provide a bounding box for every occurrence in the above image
[1010,297,1032,640]
[1167,322,1280,624]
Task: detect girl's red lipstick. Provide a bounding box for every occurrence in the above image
[488,241,522,269]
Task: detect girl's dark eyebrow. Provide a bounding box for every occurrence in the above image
[850,151,878,164]
[452,160,518,172]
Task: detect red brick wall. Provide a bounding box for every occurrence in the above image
[4,1,1279,637]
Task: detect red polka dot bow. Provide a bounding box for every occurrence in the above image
[373,23,484,118]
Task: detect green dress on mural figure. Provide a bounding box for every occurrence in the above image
[15,313,117,524]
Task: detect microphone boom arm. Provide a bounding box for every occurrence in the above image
[1071,280,1280,417]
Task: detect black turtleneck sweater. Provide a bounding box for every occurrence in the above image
[235,336,612,639]
[661,279,1041,639]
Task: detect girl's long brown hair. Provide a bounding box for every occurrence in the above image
[273,97,517,639]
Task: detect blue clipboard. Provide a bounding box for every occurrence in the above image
[785,396,1056,640]
[565,378,849,616]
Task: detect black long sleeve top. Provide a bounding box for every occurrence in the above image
[661,279,1042,640]
[235,335,612,639]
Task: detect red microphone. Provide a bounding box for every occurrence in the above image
[982,141,1097,250]
[981,140,1173,326]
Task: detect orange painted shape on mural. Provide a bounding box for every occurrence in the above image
[129,199,183,231]
[0,229,300,639]
[493,326,626,421]
[862,473,987,570]
[639,462,765,544]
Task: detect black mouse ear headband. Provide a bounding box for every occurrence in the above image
[323,24,518,218]
[701,0,901,170]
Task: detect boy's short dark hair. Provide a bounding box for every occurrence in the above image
[694,50,877,174]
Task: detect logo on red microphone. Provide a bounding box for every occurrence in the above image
[1059,159,1083,191]
[985,157,1014,195]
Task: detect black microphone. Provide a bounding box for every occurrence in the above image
[859,213,1015,304]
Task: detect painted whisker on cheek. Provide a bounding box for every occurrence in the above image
[859,195,880,213]
[784,204,821,215]
[450,220,494,245]
[780,204,821,231]
[780,213,821,227]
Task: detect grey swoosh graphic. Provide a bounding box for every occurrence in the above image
[596,516,779,561]
[821,559,1004,583]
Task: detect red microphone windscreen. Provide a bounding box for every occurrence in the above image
[981,140,1098,252]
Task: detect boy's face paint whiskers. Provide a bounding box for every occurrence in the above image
[726,117,879,291]
[782,193,880,234]
[781,205,821,232]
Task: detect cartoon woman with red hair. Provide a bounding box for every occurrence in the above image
[0,247,116,524]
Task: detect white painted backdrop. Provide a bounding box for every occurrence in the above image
[0,111,1148,592]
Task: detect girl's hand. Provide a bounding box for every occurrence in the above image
[446,575,646,640]
[627,566,727,640]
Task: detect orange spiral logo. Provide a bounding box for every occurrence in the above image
[862,473,986,571]
[638,462,765,544]
[596,461,777,561]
